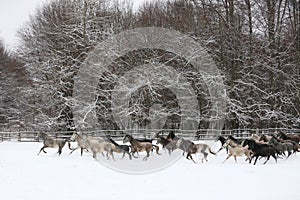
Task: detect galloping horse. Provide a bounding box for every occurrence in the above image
[277,131,300,143]
[186,143,217,163]
[37,132,68,156]
[176,138,194,156]
[108,137,132,160]
[68,133,105,156]
[123,134,160,161]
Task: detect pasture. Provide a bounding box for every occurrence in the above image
[0,140,299,200]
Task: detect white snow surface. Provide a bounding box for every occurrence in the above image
[0,140,299,200]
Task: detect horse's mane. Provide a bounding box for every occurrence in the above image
[108,137,119,146]
[167,131,176,140]
[217,135,227,143]
[228,135,239,142]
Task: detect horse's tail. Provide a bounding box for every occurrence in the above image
[153,145,161,155]
[209,146,217,156]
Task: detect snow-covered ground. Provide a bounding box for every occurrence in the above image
[0,140,299,200]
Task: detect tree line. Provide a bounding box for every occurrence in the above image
[0,0,299,131]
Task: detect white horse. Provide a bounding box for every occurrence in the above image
[88,139,115,161]
[222,140,253,163]
[68,133,105,156]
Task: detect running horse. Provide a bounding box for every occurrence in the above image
[123,134,161,161]
[37,132,69,156]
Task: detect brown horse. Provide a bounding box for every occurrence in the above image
[278,131,300,143]
[37,132,68,156]
[123,134,160,161]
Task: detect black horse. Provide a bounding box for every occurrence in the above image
[107,137,132,160]
[243,139,279,165]
[216,135,228,153]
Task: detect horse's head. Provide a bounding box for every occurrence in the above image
[36,132,46,141]
[154,131,162,138]
[156,137,162,145]
[167,131,176,140]
[35,132,41,140]
[243,139,255,149]
[69,132,79,142]
[222,139,230,148]
[123,134,130,144]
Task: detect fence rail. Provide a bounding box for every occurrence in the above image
[1,128,300,142]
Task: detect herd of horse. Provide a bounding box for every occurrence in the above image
[36,130,300,165]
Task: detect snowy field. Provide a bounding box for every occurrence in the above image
[1,140,300,200]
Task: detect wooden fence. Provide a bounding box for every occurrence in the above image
[0,128,299,142]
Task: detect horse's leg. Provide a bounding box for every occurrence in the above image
[38,146,46,155]
[217,147,223,153]
[199,153,205,163]
[163,146,167,153]
[253,156,259,165]
[272,154,277,163]
[263,156,270,164]
[203,151,208,162]
[234,155,237,163]
[143,152,150,161]
[155,146,161,155]
[287,150,292,158]
[131,151,138,158]
[106,151,109,160]
[57,148,62,156]
[186,152,191,160]
[80,147,84,156]
[249,154,254,164]
[127,151,132,160]
[121,151,125,159]
[68,141,73,150]
[92,151,97,159]
[190,155,197,164]
[223,154,232,163]
[110,151,115,161]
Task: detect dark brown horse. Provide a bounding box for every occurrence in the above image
[277,131,300,143]
[37,132,68,156]
[123,134,160,161]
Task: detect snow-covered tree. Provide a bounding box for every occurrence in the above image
[0,40,31,131]
[17,0,131,131]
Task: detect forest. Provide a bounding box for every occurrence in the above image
[0,0,299,132]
